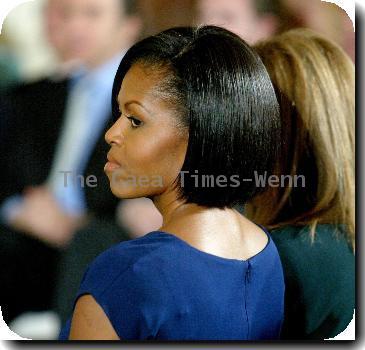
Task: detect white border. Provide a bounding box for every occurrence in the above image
[0,0,358,345]
[322,0,356,342]
[0,0,35,35]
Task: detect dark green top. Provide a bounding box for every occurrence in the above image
[270,224,355,340]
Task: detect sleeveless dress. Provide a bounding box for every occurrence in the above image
[59,229,285,340]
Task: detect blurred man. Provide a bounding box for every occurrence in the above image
[0,0,142,325]
[43,0,82,75]
[196,0,278,44]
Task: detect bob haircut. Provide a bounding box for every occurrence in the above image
[111,25,280,208]
[249,29,355,248]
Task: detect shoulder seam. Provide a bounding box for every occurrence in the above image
[95,237,173,298]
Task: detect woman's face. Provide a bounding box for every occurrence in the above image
[104,63,188,199]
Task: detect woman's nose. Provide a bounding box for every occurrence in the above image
[105,118,124,146]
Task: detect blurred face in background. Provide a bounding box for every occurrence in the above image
[196,0,276,44]
[47,0,140,68]
[45,0,72,62]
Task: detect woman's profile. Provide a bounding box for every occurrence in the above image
[59,26,284,340]
[250,29,355,339]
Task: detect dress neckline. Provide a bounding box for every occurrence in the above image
[145,227,272,264]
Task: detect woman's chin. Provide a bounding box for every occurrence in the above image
[110,186,136,199]
[109,185,150,199]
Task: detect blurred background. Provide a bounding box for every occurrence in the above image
[0,0,355,340]
[0,0,354,83]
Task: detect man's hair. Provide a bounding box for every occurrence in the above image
[254,0,282,15]
[121,0,138,16]
[111,25,280,208]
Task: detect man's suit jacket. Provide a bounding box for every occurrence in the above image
[0,77,119,217]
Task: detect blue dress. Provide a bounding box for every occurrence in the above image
[59,229,284,340]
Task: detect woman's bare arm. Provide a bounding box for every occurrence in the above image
[69,294,120,340]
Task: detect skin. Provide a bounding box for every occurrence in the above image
[10,186,86,248]
[104,65,188,200]
[116,198,163,238]
[50,0,141,69]
[70,63,269,340]
[44,0,72,62]
[70,295,119,340]
[196,0,277,44]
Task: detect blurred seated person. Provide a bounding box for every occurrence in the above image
[0,0,145,324]
[42,0,84,78]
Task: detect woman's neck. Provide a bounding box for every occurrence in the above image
[152,188,203,228]
[152,188,239,237]
[150,188,269,261]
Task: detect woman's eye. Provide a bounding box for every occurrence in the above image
[127,116,142,128]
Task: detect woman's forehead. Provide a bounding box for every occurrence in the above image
[117,64,176,112]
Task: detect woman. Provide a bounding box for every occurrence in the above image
[59,26,284,340]
[249,29,355,339]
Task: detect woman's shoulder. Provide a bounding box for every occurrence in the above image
[83,231,176,282]
[270,224,351,250]
[270,226,354,338]
[69,232,185,340]
[81,231,206,294]
[81,228,284,294]
[269,224,354,281]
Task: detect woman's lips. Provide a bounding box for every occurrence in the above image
[105,153,121,172]
[104,161,121,172]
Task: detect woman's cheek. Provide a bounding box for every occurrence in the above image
[130,134,167,168]
[124,129,186,183]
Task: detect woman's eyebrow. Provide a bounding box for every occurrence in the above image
[119,100,152,115]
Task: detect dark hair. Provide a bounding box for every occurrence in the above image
[255,0,282,15]
[121,0,138,16]
[112,25,280,208]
